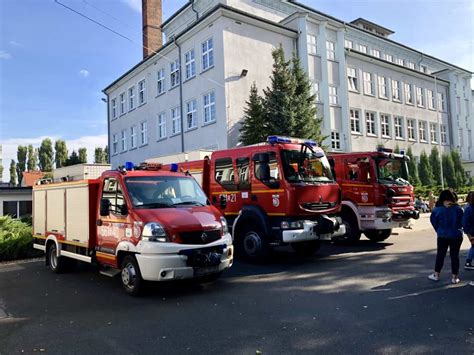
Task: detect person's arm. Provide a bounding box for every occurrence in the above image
[463,206,473,233]
[430,208,438,231]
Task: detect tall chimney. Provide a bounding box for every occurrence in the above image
[142,0,162,59]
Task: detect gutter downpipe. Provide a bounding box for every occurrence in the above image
[175,37,185,153]
[105,93,111,164]
[434,75,445,189]
[191,0,199,21]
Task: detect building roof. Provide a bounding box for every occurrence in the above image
[350,17,395,35]
[0,186,32,195]
[22,171,45,187]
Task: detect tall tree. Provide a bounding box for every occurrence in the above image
[27,145,37,171]
[450,150,466,188]
[240,83,268,145]
[78,148,87,164]
[429,147,442,186]
[418,150,433,186]
[16,146,27,186]
[65,150,80,166]
[54,140,68,168]
[406,147,420,185]
[9,160,17,186]
[38,138,54,172]
[442,153,457,188]
[104,146,109,163]
[0,163,3,182]
[94,147,104,164]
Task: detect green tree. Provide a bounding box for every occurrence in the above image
[393,145,400,154]
[94,147,104,164]
[27,145,37,171]
[442,153,457,188]
[78,148,87,164]
[450,150,466,187]
[16,146,27,186]
[240,83,268,145]
[38,138,54,172]
[0,163,3,182]
[65,150,80,166]
[54,140,68,168]
[406,147,420,185]
[104,146,109,163]
[429,147,442,186]
[418,150,433,186]
[9,160,17,186]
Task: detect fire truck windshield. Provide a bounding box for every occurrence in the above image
[375,158,410,186]
[281,149,334,184]
[125,176,208,208]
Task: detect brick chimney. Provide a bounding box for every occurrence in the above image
[142,0,162,59]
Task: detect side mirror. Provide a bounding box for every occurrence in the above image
[219,195,227,210]
[100,199,111,216]
[120,204,128,215]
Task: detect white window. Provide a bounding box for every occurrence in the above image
[138,79,146,105]
[430,123,438,143]
[157,112,166,140]
[111,98,117,119]
[329,86,338,105]
[331,131,341,150]
[378,76,388,98]
[202,38,214,70]
[365,111,376,135]
[186,99,197,129]
[157,68,165,95]
[350,109,361,134]
[371,49,380,58]
[428,90,435,109]
[404,83,413,104]
[407,119,416,141]
[385,54,393,62]
[171,107,181,135]
[380,114,390,137]
[440,125,447,144]
[312,82,320,101]
[419,121,427,142]
[170,59,180,88]
[396,58,404,66]
[407,62,415,70]
[347,67,358,91]
[119,92,126,114]
[344,39,353,49]
[363,72,375,95]
[203,91,216,124]
[416,87,425,107]
[140,121,148,145]
[130,125,137,149]
[112,133,118,154]
[326,41,336,60]
[392,80,401,101]
[128,86,135,111]
[358,44,367,53]
[394,116,404,139]
[185,49,196,80]
[437,92,445,111]
[121,129,127,152]
[307,34,317,54]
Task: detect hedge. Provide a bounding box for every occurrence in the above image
[0,216,41,262]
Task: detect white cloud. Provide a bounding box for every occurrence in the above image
[0,51,12,60]
[1,134,108,182]
[79,69,90,77]
[123,0,141,12]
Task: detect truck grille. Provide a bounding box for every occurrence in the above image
[301,202,336,211]
[179,229,221,245]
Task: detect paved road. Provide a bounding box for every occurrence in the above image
[1,215,473,354]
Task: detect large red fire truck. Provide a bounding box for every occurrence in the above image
[328,148,419,243]
[166,136,345,261]
[32,163,233,295]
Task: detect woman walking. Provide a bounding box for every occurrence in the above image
[428,189,464,284]
[463,192,474,270]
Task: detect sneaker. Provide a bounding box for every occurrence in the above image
[451,277,461,284]
[428,273,439,281]
[469,281,474,286]
[465,262,474,270]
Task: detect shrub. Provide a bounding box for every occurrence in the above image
[0,216,40,261]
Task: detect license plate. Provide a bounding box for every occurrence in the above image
[195,265,219,276]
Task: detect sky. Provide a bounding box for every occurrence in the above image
[0,0,473,182]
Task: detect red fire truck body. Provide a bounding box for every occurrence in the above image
[32,164,233,295]
[168,136,345,261]
[328,149,419,243]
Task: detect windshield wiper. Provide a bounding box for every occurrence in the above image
[135,202,176,209]
[173,201,206,206]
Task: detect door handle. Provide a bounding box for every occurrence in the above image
[96,219,103,226]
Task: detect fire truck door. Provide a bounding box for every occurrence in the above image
[251,152,283,213]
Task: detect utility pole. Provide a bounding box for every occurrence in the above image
[434,75,445,189]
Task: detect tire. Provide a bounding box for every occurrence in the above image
[291,240,321,256]
[47,243,65,274]
[235,223,270,263]
[120,255,144,296]
[333,211,361,244]
[364,229,392,242]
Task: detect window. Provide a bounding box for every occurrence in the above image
[202,38,214,70]
[358,44,367,53]
[459,129,464,146]
[128,86,135,111]
[392,80,401,101]
[3,201,18,218]
[186,99,197,130]
[170,59,180,88]
[407,119,416,141]
[428,89,435,109]
[236,157,250,189]
[203,91,216,124]
[112,134,118,155]
[130,125,137,149]
[307,34,317,54]
[416,87,425,107]
[138,79,146,105]
[140,121,148,145]
[394,116,404,139]
[440,125,447,144]
[396,58,404,66]
[215,158,235,188]
[407,62,415,70]
[385,54,393,62]
[371,49,380,58]
[119,92,126,114]
[430,123,438,143]
[365,111,376,135]
[171,107,181,135]
[157,68,165,95]
[326,41,336,60]
[101,178,126,216]
[350,109,361,134]
[419,121,427,142]
[312,82,320,101]
[344,39,353,49]
[121,129,127,152]
[254,151,279,183]
[157,112,166,140]
[404,83,413,104]
[378,76,388,98]
[184,49,196,80]
[363,72,375,95]
[331,132,341,150]
[111,98,117,119]
[380,114,390,137]
[329,86,338,105]
[19,201,32,218]
[347,67,358,91]
[437,92,445,111]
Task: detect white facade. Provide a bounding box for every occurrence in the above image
[104,0,473,177]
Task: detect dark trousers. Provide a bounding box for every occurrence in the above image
[435,237,463,274]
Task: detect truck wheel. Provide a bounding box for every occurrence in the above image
[291,240,321,256]
[333,212,361,244]
[364,229,392,242]
[47,243,65,274]
[121,255,144,296]
[236,224,270,263]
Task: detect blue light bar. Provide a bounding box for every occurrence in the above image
[170,163,179,172]
[125,162,134,170]
[267,136,317,146]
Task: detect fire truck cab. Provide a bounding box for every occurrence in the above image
[329,148,419,243]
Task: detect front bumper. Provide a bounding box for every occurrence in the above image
[282,217,346,243]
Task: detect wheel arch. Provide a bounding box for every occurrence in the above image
[341,201,362,230]
[233,205,271,238]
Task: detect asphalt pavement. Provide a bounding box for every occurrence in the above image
[1,214,473,354]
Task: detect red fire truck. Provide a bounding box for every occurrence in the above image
[32,163,233,296]
[167,136,345,261]
[328,148,419,243]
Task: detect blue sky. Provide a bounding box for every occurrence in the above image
[0,0,473,181]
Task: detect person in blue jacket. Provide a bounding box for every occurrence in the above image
[463,192,474,269]
[428,189,464,284]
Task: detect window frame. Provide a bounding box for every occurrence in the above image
[121,129,127,152]
[202,37,214,71]
[111,98,117,119]
[157,112,166,140]
[394,116,404,140]
[140,120,148,146]
[329,85,338,105]
[138,79,146,106]
[184,48,196,80]
[378,76,388,99]
[171,106,181,135]
[203,91,216,125]
[347,67,358,92]
[404,83,413,105]
[331,131,341,150]
[407,118,416,141]
[419,120,427,142]
[170,59,180,88]
[157,68,165,95]
[350,108,361,134]
[130,125,137,149]
[363,71,375,96]
[380,114,391,138]
[307,34,317,55]
[326,40,336,60]
[119,92,126,115]
[128,85,136,111]
[186,99,197,130]
[365,111,377,136]
[416,86,425,107]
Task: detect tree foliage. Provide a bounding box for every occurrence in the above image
[9,160,17,186]
[240,83,267,145]
[0,163,3,183]
[78,148,87,164]
[418,150,433,186]
[450,150,466,187]
[54,140,68,168]
[38,138,54,172]
[65,151,81,166]
[16,146,27,186]
[442,153,457,188]
[27,145,37,171]
[406,147,420,185]
[429,147,442,186]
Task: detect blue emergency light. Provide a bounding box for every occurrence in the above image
[267,135,317,146]
[125,162,134,170]
[170,163,179,172]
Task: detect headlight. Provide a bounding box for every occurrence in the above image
[141,222,168,242]
[375,210,393,219]
[220,217,228,235]
[281,220,305,229]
